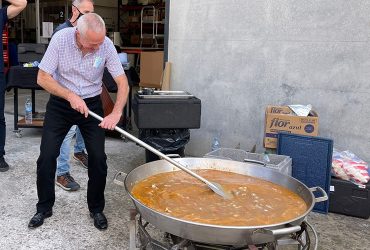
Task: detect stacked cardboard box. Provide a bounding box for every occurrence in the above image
[264,105,319,148]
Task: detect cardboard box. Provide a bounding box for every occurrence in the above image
[139,51,164,89]
[264,105,319,148]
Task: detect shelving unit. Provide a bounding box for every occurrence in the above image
[140,5,165,47]
[120,3,165,47]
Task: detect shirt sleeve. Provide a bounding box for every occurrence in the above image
[38,34,59,75]
[105,39,125,78]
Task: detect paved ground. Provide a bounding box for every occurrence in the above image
[0,90,369,249]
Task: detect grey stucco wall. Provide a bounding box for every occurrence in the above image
[168,0,370,160]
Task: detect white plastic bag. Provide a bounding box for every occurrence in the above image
[331,149,369,185]
[288,104,312,116]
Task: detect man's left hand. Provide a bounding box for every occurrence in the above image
[98,112,121,130]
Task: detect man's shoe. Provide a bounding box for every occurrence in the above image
[0,157,9,172]
[28,210,53,228]
[73,151,88,169]
[90,212,108,230]
[56,173,80,191]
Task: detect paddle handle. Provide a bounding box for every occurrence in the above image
[88,110,217,188]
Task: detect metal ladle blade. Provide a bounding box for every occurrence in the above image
[88,110,232,199]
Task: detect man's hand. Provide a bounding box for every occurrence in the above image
[67,92,89,118]
[98,112,121,130]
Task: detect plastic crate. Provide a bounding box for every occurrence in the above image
[204,148,292,176]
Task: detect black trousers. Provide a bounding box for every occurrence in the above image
[36,95,107,214]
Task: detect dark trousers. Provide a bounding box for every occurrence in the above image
[0,73,6,156]
[36,95,107,214]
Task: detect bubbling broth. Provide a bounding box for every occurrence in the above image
[131,169,307,226]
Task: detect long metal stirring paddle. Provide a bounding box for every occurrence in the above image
[88,110,232,199]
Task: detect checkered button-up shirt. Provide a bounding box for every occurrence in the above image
[39,27,124,99]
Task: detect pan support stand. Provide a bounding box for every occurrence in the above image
[129,209,174,250]
[274,220,317,250]
[129,209,317,250]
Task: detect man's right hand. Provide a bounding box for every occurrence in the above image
[67,92,89,118]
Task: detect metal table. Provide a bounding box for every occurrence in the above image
[6,66,43,137]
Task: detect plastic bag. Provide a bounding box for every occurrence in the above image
[288,104,312,116]
[139,129,190,152]
[331,149,369,184]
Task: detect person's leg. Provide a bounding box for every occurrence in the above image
[0,73,9,172]
[74,127,85,153]
[73,126,88,168]
[78,96,108,230]
[78,96,107,214]
[55,125,80,191]
[56,125,77,176]
[36,96,73,213]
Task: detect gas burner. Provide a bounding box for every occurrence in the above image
[128,209,318,250]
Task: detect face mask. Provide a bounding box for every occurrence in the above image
[71,4,84,24]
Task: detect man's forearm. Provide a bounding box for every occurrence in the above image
[6,0,27,6]
[37,70,73,101]
[112,75,129,116]
[6,0,27,19]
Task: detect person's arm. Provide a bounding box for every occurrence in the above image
[37,70,89,117]
[37,32,89,117]
[6,0,27,19]
[99,74,129,130]
[98,40,130,130]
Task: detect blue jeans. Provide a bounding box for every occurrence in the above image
[56,125,86,176]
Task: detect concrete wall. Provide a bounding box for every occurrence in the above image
[168,0,370,160]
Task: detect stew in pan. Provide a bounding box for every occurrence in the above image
[132,169,307,226]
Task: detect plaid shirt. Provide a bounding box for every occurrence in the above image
[39,27,124,99]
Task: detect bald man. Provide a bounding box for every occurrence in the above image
[28,13,129,230]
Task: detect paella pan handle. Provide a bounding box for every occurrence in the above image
[309,186,328,203]
[259,225,301,236]
[113,172,127,187]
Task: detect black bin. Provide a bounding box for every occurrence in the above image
[132,93,201,129]
[139,129,190,163]
[329,177,370,219]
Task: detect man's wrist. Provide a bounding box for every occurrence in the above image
[111,109,122,117]
[66,91,74,102]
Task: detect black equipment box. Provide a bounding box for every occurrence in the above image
[132,92,201,129]
[329,177,370,219]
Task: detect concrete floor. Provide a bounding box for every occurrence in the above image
[0,90,369,250]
